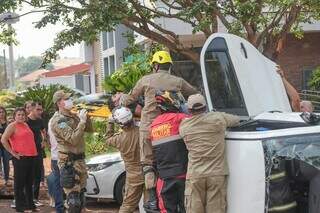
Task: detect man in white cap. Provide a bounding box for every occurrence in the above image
[179,94,240,213]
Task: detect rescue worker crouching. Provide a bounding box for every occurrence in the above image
[268,159,297,213]
[51,90,92,213]
[120,51,198,210]
[151,91,189,213]
[179,94,240,213]
[105,107,144,213]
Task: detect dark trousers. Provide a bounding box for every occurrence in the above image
[33,155,43,200]
[0,148,10,181]
[156,177,186,213]
[51,160,64,213]
[13,156,36,212]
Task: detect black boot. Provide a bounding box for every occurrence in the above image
[144,187,159,212]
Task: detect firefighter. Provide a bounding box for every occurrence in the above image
[106,107,144,213]
[120,50,198,210]
[179,94,240,213]
[150,91,189,213]
[50,90,92,213]
[268,159,297,213]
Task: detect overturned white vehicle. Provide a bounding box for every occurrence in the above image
[200,33,320,213]
[86,33,320,213]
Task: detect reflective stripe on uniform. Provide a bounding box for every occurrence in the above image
[152,135,182,146]
[268,201,297,212]
[269,171,286,181]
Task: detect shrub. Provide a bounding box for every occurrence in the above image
[309,67,320,90]
[7,84,72,123]
[85,118,117,157]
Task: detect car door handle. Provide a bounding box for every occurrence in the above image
[240,42,248,59]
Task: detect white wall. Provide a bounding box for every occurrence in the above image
[40,76,76,88]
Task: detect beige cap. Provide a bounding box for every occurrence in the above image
[53,90,71,104]
[187,94,206,110]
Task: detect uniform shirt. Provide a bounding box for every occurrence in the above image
[179,112,240,179]
[121,70,197,131]
[51,111,92,155]
[27,117,45,155]
[106,124,144,184]
[150,113,189,179]
[48,114,58,161]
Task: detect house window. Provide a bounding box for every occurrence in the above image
[104,57,109,77]
[204,37,247,116]
[302,68,314,90]
[110,55,115,74]
[102,32,108,50]
[108,32,114,48]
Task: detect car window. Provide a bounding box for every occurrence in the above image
[204,38,247,116]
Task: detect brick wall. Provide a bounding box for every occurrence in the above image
[277,32,320,91]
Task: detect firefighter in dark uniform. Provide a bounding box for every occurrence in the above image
[150,91,189,213]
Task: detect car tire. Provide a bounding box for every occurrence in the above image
[114,173,126,205]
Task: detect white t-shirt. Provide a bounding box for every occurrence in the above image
[48,113,58,161]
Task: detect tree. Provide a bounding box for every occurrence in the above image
[15,56,54,77]
[1,1,320,63]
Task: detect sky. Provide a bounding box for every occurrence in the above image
[0,5,80,60]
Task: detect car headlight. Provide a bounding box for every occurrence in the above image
[87,160,121,172]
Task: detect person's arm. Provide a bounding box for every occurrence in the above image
[105,131,122,150]
[221,113,240,127]
[84,117,94,133]
[1,123,21,159]
[40,120,48,148]
[120,79,144,106]
[181,79,198,97]
[277,66,301,112]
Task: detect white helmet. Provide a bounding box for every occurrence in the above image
[113,107,133,125]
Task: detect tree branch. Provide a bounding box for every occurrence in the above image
[122,18,199,62]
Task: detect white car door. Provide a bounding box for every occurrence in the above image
[200,33,292,117]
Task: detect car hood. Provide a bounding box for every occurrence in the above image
[86,152,122,165]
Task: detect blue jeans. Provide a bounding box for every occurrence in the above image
[0,148,10,181]
[50,160,64,213]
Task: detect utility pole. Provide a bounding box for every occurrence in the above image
[3,49,7,89]
[8,24,15,88]
[0,12,19,89]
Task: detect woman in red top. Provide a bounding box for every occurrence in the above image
[1,107,38,213]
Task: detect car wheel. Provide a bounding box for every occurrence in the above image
[114,174,126,205]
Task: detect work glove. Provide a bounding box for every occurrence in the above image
[78,109,88,123]
[119,94,129,106]
[111,92,123,107]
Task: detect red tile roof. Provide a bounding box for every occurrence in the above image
[43,63,90,77]
[19,69,48,82]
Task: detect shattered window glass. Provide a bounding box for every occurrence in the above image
[263,134,320,213]
[264,134,320,169]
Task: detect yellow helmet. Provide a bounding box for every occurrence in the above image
[151,51,173,64]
